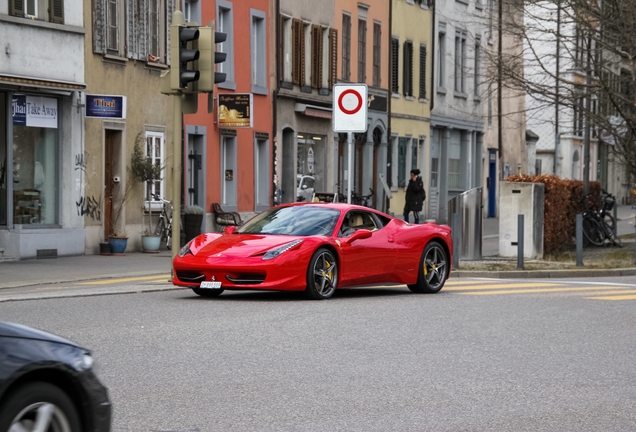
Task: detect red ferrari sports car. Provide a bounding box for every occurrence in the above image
[172,203,453,300]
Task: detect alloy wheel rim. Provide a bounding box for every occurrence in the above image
[9,402,71,432]
[313,252,337,297]
[423,246,447,290]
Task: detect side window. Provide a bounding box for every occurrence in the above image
[339,211,378,237]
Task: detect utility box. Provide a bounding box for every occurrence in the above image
[447,187,483,260]
[499,182,544,259]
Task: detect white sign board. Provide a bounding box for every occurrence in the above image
[332,84,368,132]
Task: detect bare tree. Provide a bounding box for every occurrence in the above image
[482,0,636,189]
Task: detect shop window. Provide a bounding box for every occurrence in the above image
[297,133,325,192]
[12,95,59,225]
[0,93,6,226]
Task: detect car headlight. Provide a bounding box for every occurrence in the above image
[262,239,304,260]
[73,351,94,371]
[178,240,193,258]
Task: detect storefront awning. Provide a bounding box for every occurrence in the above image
[294,103,332,119]
[0,74,86,93]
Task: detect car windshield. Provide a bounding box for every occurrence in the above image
[237,206,341,236]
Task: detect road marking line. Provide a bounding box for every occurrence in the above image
[445,282,560,291]
[460,286,627,295]
[78,274,171,285]
[586,294,636,300]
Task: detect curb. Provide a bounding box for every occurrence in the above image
[451,267,636,279]
[0,271,170,291]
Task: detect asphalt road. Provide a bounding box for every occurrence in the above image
[1,278,636,431]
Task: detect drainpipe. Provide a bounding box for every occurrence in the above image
[497,0,503,164]
[272,0,281,206]
[554,0,560,175]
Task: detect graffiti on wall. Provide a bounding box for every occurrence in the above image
[76,193,102,221]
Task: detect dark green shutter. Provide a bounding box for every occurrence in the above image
[391,38,399,94]
[419,45,427,99]
[50,0,64,23]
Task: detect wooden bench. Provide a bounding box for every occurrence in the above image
[212,203,242,229]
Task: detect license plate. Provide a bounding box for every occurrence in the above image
[200,281,222,289]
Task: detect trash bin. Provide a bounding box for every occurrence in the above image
[447,187,483,260]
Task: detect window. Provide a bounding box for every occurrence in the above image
[311,24,323,89]
[106,0,119,53]
[411,138,418,170]
[438,28,446,89]
[419,44,427,99]
[304,22,311,87]
[474,38,481,97]
[281,16,292,83]
[251,9,267,94]
[148,0,160,58]
[254,137,270,211]
[145,131,165,203]
[454,30,467,93]
[448,136,460,189]
[342,14,351,80]
[10,0,63,23]
[183,0,201,24]
[398,137,407,187]
[217,1,236,89]
[403,41,413,97]
[373,22,381,87]
[358,18,367,82]
[391,37,399,94]
[535,159,542,175]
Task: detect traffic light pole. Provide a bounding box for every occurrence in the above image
[172,93,182,259]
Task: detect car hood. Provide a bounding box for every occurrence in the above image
[193,233,305,258]
[0,321,83,349]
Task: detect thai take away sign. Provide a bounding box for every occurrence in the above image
[332,83,368,133]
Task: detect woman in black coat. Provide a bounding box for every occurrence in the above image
[403,169,425,224]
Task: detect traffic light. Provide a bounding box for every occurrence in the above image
[193,22,226,92]
[170,24,200,91]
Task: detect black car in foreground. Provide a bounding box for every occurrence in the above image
[0,322,111,432]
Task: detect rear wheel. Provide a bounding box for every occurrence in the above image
[408,241,448,294]
[582,217,605,246]
[0,381,81,432]
[305,248,338,300]
[192,288,224,297]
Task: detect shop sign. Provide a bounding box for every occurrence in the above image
[218,94,252,128]
[12,95,58,129]
[86,95,127,119]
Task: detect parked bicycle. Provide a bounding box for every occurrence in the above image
[581,190,622,248]
[152,194,173,250]
[350,188,375,207]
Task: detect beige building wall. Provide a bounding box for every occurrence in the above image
[389,0,433,217]
[83,5,174,254]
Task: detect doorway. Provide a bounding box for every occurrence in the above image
[104,129,123,237]
[186,133,205,207]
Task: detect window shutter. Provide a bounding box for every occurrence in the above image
[408,42,413,96]
[311,25,322,89]
[126,0,135,58]
[92,0,106,54]
[278,15,284,83]
[292,18,301,85]
[50,0,64,23]
[10,0,25,17]
[138,0,147,60]
[419,45,427,99]
[299,23,306,86]
[166,0,175,64]
[329,28,338,88]
[391,38,399,94]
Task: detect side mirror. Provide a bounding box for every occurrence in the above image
[224,226,237,234]
[346,229,372,243]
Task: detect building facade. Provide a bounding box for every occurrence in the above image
[83,0,176,253]
[183,0,273,228]
[430,0,485,223]
[388,0,434,218]
[334,0,390,210]
[1,0,87,258]
[275,0,337,205]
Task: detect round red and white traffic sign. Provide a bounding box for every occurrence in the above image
[333,84,368,132]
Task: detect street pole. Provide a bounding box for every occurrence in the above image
[347,132,353,204]
[171,11,184,260]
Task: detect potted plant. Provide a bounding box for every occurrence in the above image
[130,132,164,252]
[183,204,205,243]
[107,176,134,255]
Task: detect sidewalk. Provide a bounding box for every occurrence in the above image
[0,206,634,290]
[0,250,173,290]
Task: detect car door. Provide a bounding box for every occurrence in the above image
[338,211,396,285]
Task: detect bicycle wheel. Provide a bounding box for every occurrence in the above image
[582,217,605,246]
[166,220,172,250]
[603,215,623,247]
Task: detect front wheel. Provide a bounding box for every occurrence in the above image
[583,217,605,246]
[0,381,81,432]
[408,241,448,294]
[305,248,338,300]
